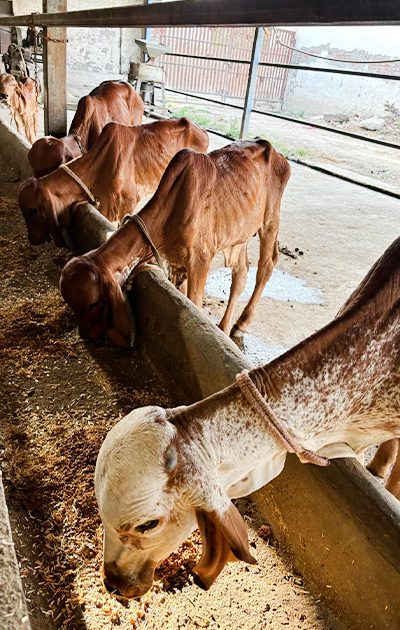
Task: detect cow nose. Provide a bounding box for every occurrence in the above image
[0,93,7,100]
[103,578,122,596]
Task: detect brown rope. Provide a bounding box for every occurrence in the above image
[59,163,98,207]
[235,370,330,467]
[70,130,85,154]
[129,215,166,274]
[43,35,69,43]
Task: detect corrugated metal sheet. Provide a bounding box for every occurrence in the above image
[154,27,295,105]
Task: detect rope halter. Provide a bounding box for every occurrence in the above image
[129,214,166,274]
[235,370,330,467]
[59,163,98,207]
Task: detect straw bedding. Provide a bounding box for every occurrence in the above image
[0,187,342,629]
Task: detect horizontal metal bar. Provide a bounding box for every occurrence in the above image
[165,52,250,65]
[294,159,400,199]
[162,86,244,111]
[252,108,400,149]
[161,87,400,150]
[0,0,400,27]
[165,52,400,80]
[258,60,400,80]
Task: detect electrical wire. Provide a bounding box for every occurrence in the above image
[268,26,400,64]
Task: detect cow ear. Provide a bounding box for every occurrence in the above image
[193,503,257,590]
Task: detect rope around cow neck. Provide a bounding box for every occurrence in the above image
[129,214,166,274]
[235,370,330,467]
[70,130,85,154]
[59,163,98,207]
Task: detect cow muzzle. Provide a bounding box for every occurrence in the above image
[102,561,155,599]
[78,324,106,341]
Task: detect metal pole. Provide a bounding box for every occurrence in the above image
[240,27,264,139]
[164,53,400,81]
[43,0,67,137]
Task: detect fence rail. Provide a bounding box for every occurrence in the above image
[165,52,400,81]
[155,26,295,105]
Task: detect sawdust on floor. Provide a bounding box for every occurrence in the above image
[0,180,344,629]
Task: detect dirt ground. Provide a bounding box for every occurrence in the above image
[0,166,345,629]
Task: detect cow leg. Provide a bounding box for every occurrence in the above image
[179,278,188,297]
[25,120,35,144]
[33,111,39,139]
[219,244,249,335]
[385,440,400,498]
[14,111,25,137]
[367,439,398,479]
[186,255,212,309]
[231,229,279,337]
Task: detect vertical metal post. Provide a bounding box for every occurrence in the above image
[43,0,67,137]
[240,27,264,139]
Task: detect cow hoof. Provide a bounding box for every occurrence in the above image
[230,325,244,339]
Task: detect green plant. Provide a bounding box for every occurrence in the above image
[257,134,309,159]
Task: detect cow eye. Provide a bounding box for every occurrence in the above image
[89,300,102,310]
[135,519,160,534]
[30,208,38,216]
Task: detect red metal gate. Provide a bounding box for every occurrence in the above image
[153,27,295,106]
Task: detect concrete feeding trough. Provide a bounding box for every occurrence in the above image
[1,118,400,629]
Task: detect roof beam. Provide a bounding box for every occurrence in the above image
[0,0,399,28]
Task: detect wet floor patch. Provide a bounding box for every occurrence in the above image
[233,332,287,366]
[205,267,323,305]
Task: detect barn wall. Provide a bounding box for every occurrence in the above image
[11,0,145,96]
[67,0,144,81]
[283,26,400,117]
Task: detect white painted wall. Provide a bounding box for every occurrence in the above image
[67,0,143,87]
[282,26,400,117]
[11,0,144,96]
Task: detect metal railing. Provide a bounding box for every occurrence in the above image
[160,35,400,150]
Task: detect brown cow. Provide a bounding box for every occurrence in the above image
[59,139,290,345]
[18,118,209,246]
[95,237,400,597]
[0,73,38,144]
[27,80,144,177]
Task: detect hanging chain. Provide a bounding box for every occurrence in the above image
[26,12,68,106]
[27,13,40,105]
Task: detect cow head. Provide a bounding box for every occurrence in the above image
[18,177,65,246]
[59,255,132,346]
[28,137,78,177]
[0,73,18,103]
[95,406,256,598]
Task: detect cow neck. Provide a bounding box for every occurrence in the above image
[167,253,399,494]
[247,302,399,456]
[94,214,155,274]
[63,153,97,199]
[95,193,172,275]
[64,133,83,158]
